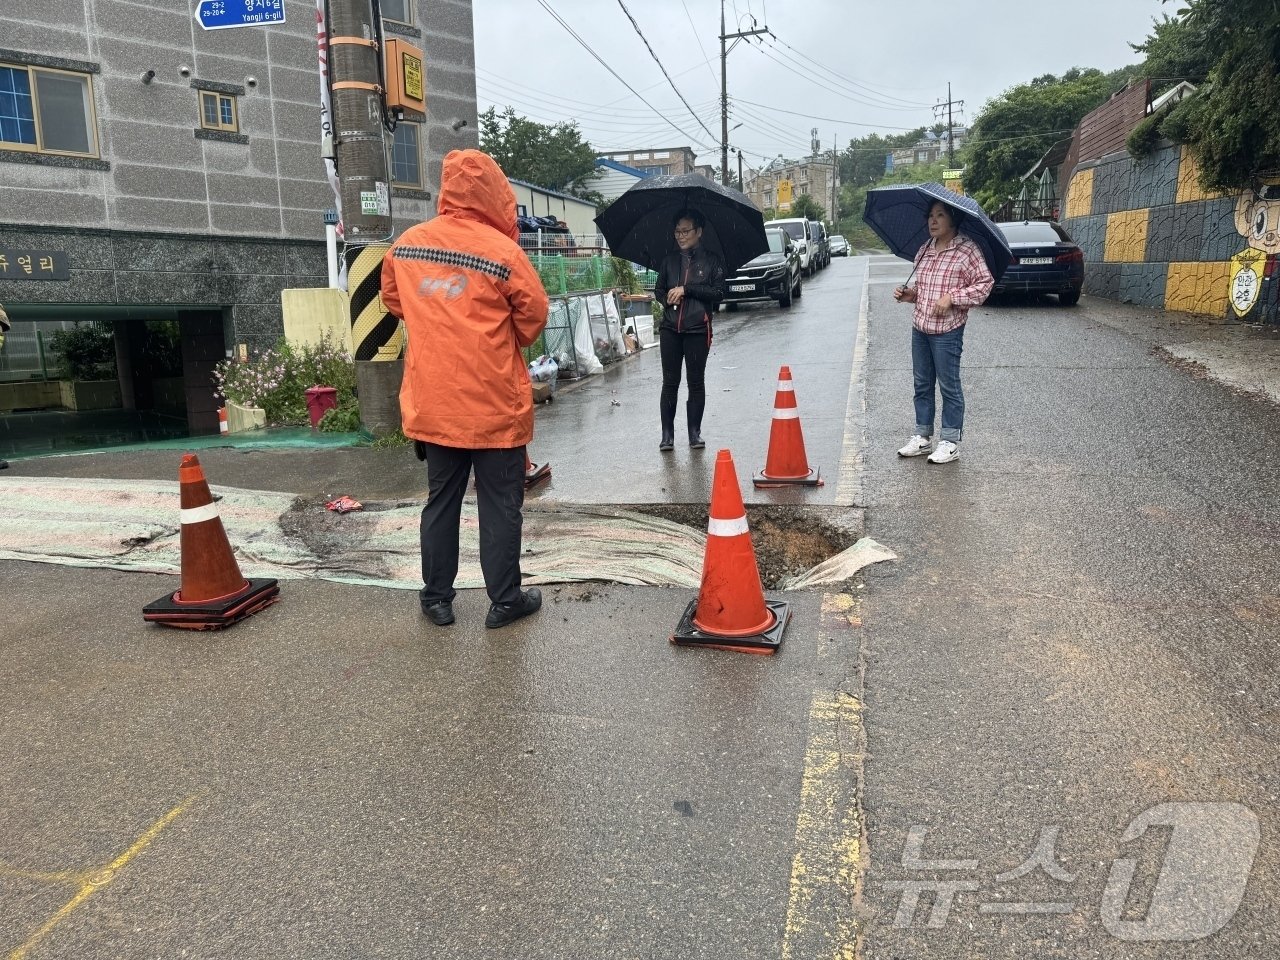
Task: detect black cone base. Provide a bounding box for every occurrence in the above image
[671,597,790,654]
[144,578,280,630]
[752,467,823,488]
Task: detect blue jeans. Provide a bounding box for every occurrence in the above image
[911,324,965,443]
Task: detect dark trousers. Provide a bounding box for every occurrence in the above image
[419,443,525,607]
[659,327,710,438]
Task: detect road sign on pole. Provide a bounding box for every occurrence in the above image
[196,0,286,31]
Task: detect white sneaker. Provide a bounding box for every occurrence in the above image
[897,435,933,457]
[927,440,959,464]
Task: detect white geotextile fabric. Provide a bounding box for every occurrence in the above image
[0,477,706,590]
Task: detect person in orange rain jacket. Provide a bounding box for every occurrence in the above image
[381,149,549,630]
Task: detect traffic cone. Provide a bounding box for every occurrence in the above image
[524,449,551,488]
[753,365,823,488]
[672,449,790,654]
[143,453,279,630]
[218,407,229,435]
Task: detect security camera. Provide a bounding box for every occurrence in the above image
[178,64,191,78]
[245,76,258,88]
[451,118,469,131]
[141,69,156,84]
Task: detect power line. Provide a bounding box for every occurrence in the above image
[532,0,714,151]
[767,33,935,108]
[682,0,720,87]
[613,0,720,145]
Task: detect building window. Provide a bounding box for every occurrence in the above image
[641,164,670,176]
[391,121,421,187]
[381,0,412,25]
[200,91,238,133]
[0,63,98,156]
[916,150,928,163]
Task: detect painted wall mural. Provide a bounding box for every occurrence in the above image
[1061,145,1279,325]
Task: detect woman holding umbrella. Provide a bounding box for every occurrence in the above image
[892,200,995,464]
[653,209,726,451]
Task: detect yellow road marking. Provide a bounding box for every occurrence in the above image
[781,594,865,959]
[7,796,195,960]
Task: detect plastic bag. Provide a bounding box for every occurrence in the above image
[528,355,559,396]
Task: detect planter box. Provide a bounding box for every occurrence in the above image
[59,380,122,411]
[0,380,62,413]
[227,401,266,433]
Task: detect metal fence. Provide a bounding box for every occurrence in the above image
[0,319,85,383]
[518,232,658,296]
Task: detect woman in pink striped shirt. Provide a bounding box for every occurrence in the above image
[893,201,994,464]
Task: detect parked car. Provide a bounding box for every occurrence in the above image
[829,235,850,257]
[993,220,1084,306]
[722,227,803,309]
[765,217,815,276]
[808,220,830,270]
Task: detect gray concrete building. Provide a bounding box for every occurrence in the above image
[0,0,477,434]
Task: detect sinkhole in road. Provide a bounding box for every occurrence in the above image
[629,503,863,589]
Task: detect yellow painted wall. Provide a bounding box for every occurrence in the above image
[1165,261,1232,316]
[1104,209,1149,263]
[1174,146,1226,204]
[1065,168,1094,220]
[281,288,353,355]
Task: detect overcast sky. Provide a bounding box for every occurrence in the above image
[471,0,1171,171]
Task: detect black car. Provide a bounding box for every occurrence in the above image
[722,228,803,309]
[994,220,1084,306]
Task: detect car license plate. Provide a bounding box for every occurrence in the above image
[730,284,755,292]
[1021,257,1053,265]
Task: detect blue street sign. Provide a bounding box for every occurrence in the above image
[196,0,286,31]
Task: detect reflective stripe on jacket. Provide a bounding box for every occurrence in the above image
[381,149,549,449]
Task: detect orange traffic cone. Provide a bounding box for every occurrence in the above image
[217,407,229,435]
[143,453,279,630]
[524,449,551,488]
[672,449,790,654]
[753,365,823,488]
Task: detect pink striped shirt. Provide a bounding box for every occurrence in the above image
[909,235,995,334]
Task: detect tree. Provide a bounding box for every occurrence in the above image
[790,194,825,221]
[963,68,1138,210]
[478,106,602,201]
[1129,11,1215,90]
[1153,0,1280,192]
[837,129,924,191]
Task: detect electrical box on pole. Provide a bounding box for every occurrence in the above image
[383,38,426,121]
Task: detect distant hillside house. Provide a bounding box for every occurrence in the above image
[593,157,652,203]
[600,146,697,178]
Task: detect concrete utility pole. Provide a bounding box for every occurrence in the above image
[934,82,965,164]
[720,0,768,186]
[327,0,392,249]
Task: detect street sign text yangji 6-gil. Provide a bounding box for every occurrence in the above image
[197,0,285,31]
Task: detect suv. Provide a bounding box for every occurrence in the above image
[722,227,803,309]
[808,220,829,271]
[765,218,814,276]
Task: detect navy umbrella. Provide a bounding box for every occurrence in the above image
[595,173,768,274]
[862,182,1013,284]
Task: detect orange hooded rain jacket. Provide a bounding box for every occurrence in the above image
[381,149,549,449]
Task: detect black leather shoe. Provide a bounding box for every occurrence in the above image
[485,587,542,629]
[421,599,455,626]
[659,433,674,452]
[689,431,705,449]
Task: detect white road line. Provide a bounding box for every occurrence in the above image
[836,258,871,505]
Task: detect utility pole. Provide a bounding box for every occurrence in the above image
[327,0,392,249]
[736,148,744,191]
[934,82,965,164]
[719,0,768,186]
[325,0,397,431]
[830,131,838,224]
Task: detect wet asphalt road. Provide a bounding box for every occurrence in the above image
[855,257,1279,958]
[2,255,1278,958]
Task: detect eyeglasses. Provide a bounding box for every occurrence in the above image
[674,227,697,236]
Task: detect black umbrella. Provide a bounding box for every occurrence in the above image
[862,182,1014,284]
[595,173,768,274]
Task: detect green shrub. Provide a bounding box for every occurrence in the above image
[319,398,362,433]
[48,322,117,381]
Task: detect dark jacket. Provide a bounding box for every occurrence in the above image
[653,244,726,335]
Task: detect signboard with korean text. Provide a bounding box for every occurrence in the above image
[197,0,286,31]
[0,248,70,280]
[777,178,793,212]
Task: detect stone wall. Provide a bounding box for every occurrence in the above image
[1062,144,1279,324]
